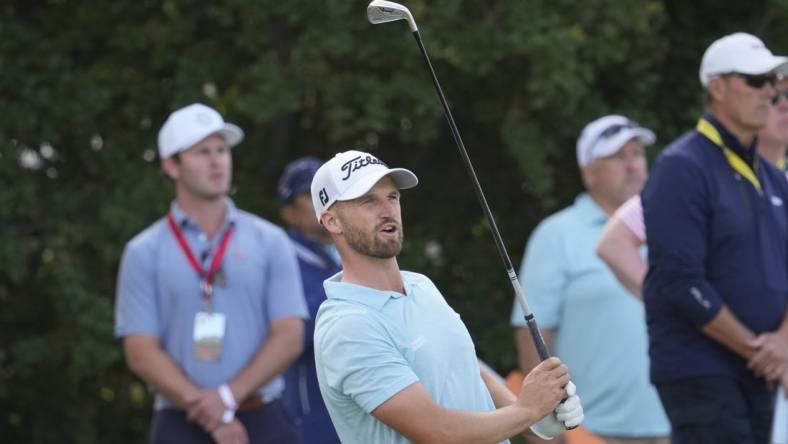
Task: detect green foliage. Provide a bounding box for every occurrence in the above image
[2,0,788,442]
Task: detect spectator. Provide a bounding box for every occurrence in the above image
[115,103,308,444]
[512,115,670,443]
[642,32,788,443]
[596,75,788,299]
[278,157,342,444]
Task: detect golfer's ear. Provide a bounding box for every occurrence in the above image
[321,210,342,235]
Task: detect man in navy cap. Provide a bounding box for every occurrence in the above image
[278,157,342,443]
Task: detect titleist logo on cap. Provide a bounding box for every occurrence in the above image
[341,155,387,181]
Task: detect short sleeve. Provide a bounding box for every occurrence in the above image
[114,241,160,337]
[318,313,419,413]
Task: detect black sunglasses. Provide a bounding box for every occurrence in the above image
[725,73,778,89]
[772,89,788,105]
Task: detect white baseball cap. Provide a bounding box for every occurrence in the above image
[310,150,418,222]
[699,32,788,88]
[157,103,244,159]
[576,115,655,167]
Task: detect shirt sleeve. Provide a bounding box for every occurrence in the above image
[265,228,309,321]
[642,152,723,326]
[114,241,160,337]
[614,195,646,242]
[511,220,567,328]
[318,313,419,413]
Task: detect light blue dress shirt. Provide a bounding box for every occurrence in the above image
[511,193,669,437]
[315,271,507,444]
[115,199,308,409]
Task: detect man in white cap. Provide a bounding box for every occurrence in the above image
[310,150,584,444]
[642,33,788,442]
[512,116,669,443]
[114,103,308,444]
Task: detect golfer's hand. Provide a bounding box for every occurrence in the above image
[530,381,584,439]
[211,418,249,444]
[748,332,788,383]
[186,389,225,432]
[517,357,569,419]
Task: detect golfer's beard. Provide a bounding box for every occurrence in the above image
[344,222,403,259]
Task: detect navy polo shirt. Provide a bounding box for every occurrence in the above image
[642,113,788,383]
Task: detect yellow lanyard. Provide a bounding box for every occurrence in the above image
[696,118,761,191]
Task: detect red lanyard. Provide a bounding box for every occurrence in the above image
[166,213,235,302]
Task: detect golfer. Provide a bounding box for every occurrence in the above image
[309,150,584,444]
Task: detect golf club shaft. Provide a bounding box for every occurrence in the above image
[411,30,550,361]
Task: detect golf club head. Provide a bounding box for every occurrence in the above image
[367,0,418,32]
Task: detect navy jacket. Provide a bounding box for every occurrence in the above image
[282,230,341,443]
[642,113,788,383]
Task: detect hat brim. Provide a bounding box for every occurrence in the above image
[704,56,788,85]
[592,128,656,160]
[216,123,244,148]
[337,168,419,202]
[737,56,788,76]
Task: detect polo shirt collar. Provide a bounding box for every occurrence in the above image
[573,192,608,225]
[169,198,239,232]
[703,112,758,167]
[324,271,412,311]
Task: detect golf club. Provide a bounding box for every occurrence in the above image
[366,0,550,362]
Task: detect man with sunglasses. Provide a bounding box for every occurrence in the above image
[760,77,788,177]
[512,115,670,443]
[642,33,788,443]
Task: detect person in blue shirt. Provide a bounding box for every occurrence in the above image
[277,157,342,444]
[643,33,788,443]
[115,103,309,444]
[309,150,584,444]
[512,115,670,444]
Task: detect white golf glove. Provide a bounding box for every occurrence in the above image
[530,381,584,439]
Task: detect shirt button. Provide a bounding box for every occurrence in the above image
[198,234,208,242]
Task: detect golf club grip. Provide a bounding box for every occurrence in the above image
[527,313,576,428]
[524,314,550,361]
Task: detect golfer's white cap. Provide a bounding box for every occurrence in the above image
[576,115,655,167]
[699,32,788,88]
[310,150,418,222]
[157,103,244,159]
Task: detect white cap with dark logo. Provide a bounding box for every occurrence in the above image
[157,103,244,159]
[576,115,656,167]
[699,32,788,88]
[310,150,418,222]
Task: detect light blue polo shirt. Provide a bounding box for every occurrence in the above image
[115,199,308,409]
[315,271,507,444]
[511,193,669,437]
